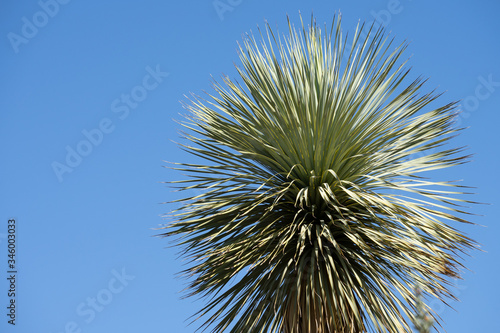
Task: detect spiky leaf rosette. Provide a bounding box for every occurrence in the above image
[162,15,476,333]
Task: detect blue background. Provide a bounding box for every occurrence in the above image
[1,0,499,332]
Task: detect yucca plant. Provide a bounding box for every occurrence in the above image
[162,14,476,333]
[411,285,434,333]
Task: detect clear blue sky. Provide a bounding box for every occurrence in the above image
[1,1,499,332]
